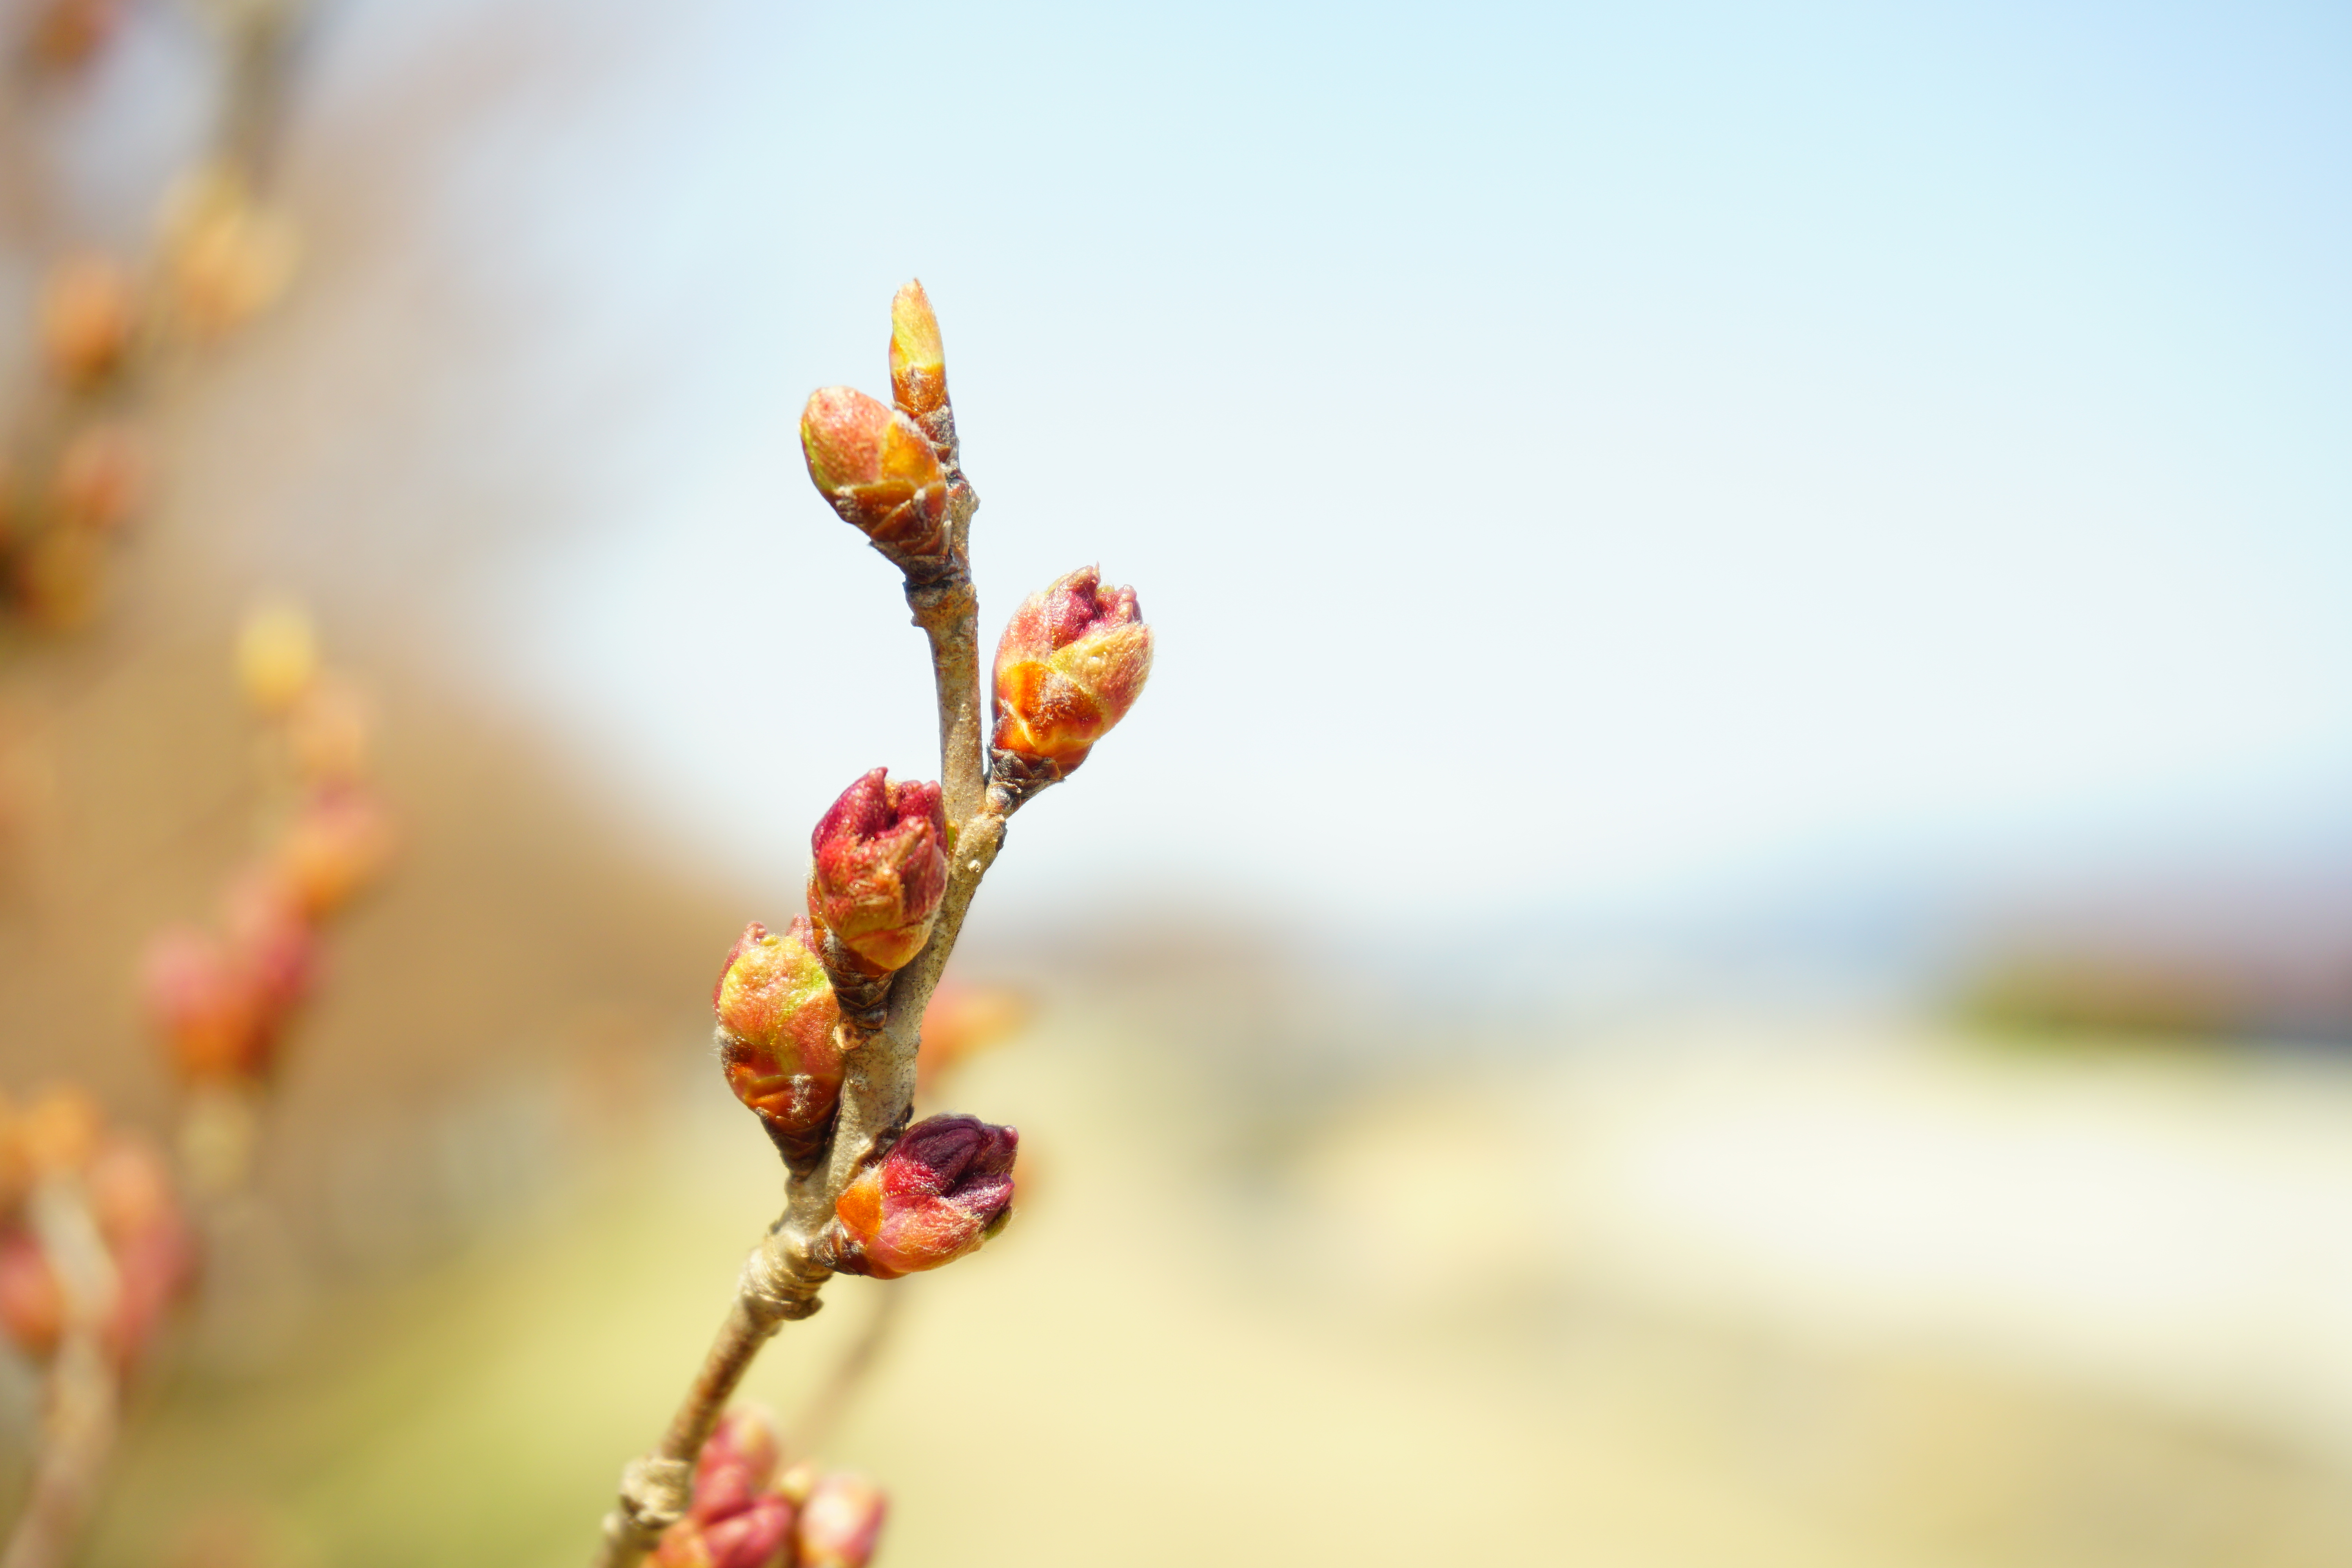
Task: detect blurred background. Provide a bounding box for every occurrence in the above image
[2,0,2350,1562]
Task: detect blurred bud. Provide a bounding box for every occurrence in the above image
[714,920,843,1139]
[690,1405,784,1522]
[807,769,947,976]
[829,1113,1016,1279]
[773,1460,819,1507]
[18,1086,102,1176]
[30,0,120,68]
[236,600,317,714]
[991,566,1153,784]
[161,166,299,338]
[655,1499,793,1568]
[87,1135,194,1365]
[698,1500,795,1568]
[222,870,317,1018]
[13,525,107,631]
[0,1229,62,1358]
[916,981,1031,1096]
[795,1473,887,1568]
[39,255,137,390]
[142,929,267,1080]
[799,387,950,569]
[888,281,947,420]
[284,675,373,785]
[49,422,144,534]
[274,787,394,918]
[655,1405,795,1568]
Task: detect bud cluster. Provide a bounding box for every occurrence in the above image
[652,1406,886,1568]
[0,1087,195,1369]
[2,145,298,635]
[629,280,1156,1568]
[143,606,394,1085]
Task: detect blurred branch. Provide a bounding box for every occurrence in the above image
[791,1283,909,1459]
[0,1178,120,1568]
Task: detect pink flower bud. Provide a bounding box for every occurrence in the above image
[807,769,948,976]
[800,386,950,568]
[0,1230,62,1358]
[87,1134,194,1366]
[916,981,1031,1095]
[830,1114,1016,1279]
[142,929,269,1082]
[656,1405,797,1568]
[274,787,394,918]
[49,422,144,534]
[222,871,318,1019]
[699,1499,795,1568]
[690,1405,784,1523]
[991,566,1153,783]
[795,1472,887,1568]
[39,256,136,390]
[713,920,844,1140]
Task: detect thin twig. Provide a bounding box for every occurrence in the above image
[591,302,1012,1568]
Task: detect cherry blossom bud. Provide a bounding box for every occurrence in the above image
[714,920,843,1154]
[13,526,107,631]
[222,871,317,1018]
[0,1230,62,1358]
[656,1500,794,1568]
[284,676,374,785]
[799,387,950,569]
[274,788,394,918]
[991,566,1153,786]
[795,1472,887,1568]
[807,769,947,976]
[690,1406,784,1522]
[916,981,1031,1095]
[49,422,144,534]
[87,1135,194,1365]
[142,929,267,1081]
[829,1114,1016,1279]
[31,0,119,69]
[236,600,318,714]
[655,1405,796,1568]
[161,166,300,338]
[699,1500,795,1568]
[19,1086,102,1177]
[889,281,948,421]
[40,256,137,390]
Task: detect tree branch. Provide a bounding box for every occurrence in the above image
[0,1180,120,1568]
[592,293,1011,1568]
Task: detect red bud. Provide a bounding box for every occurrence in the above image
[690,1405,784,1524]
[829,1114,1016,1279]
[807,770,948,976]
[991,566,1152,782]
[142,929,270,1082]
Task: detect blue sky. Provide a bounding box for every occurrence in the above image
[384,0,2352,937]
